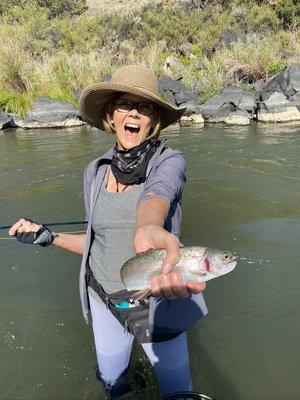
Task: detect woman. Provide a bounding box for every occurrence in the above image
[9,65,207,399]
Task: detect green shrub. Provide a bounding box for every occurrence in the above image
[0,91,32,117]
[0,0,87,18]
[219,37,286,82]
[245,4,280,32]
[0,2,54,57]
[0,36,30,92]
[194,57,227,103]
[275,0,300,29]
[54,17,102,53]
[0,0,20,15]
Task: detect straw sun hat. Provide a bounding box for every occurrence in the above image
[78,65,186,130]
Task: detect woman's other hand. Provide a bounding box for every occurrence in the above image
[9,218,42,237]
[134,225,206,300]
[9,218,86,254]
[8,218,53,246]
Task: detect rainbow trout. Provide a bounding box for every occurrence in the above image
[120,246,237,298]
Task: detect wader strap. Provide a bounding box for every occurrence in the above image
[85,264,137,304]
[85,264,182,343]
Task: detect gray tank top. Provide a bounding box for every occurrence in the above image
[89,167,143,294]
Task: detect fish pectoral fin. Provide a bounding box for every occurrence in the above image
[132,288,152,301]
[196,271,207,276]
[185,271,207,281]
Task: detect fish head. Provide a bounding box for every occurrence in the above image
[205,248,237,277]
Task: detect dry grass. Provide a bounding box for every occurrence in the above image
[219,35,288,83]
[85,0,163,15]
[0,0,299,115]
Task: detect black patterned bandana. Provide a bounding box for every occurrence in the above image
[111,140,157,185]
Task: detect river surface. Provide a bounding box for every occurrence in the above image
[0,123,299,400]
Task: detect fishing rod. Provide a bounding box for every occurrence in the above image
[0,220,88,231]
[160,392,212,400]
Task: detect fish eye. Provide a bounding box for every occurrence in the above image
[223,252,230,260]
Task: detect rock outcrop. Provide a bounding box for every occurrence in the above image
[19,97,85,129]
[257,64,300,122]
[1,64,300,131]
[214,29,246,52]
[158,76,201,117]
[0,111,14,129]
[257,92,300,122]
[260,64,300,102]
[201,87,256,125]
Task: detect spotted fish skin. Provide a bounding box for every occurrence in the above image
[120,246,237,292]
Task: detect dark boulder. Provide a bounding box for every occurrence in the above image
[260,64,300,101]
[158,76,183,93]
[22,97,85,129]
[158,76,200,116]
[254,79,266,92]
[0,111,14,129]
[257,64,300,121]
[173,86,198,105]
[289,92,300,107]
[178,42,193,57]
[214,29,246,51]
[222,87,256,113]
[257,91,300,122]
[201,87,255,124]
[180,100,201,116]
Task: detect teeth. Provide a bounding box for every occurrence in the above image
[126,124,139,129]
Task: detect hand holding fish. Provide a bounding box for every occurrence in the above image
[133,225,206,300]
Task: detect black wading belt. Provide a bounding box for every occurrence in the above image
[85,264,182,343]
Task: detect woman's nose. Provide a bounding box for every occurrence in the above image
[128,106,139,117]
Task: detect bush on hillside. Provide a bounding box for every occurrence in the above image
[0,0,87,18]
[219,37,286,82]
[244,4,280,32]
[275,0,300,28]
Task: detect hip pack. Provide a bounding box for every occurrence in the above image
[85,265,182,343]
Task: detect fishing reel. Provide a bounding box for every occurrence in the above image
[160,392,213,400]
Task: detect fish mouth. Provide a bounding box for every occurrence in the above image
[227,258,237,272]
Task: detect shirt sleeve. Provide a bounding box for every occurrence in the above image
[137,150,186,208]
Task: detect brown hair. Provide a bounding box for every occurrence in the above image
[101,98,161,141]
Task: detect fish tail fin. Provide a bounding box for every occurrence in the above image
[132,287,152,302]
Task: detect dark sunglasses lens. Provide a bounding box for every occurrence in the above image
[138,103,154,115]
[115,99,132,112]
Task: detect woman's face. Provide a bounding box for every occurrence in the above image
[111,93,156,150]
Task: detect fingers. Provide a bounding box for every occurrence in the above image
[161,234,180,274]
[150,275,163,299]
[150,271,189,300]
[8,219,42,236]
[169,271,189,299]
[186,280,206,294]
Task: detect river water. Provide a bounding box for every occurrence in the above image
[0,123,299,400]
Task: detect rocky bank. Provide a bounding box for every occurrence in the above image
[1,64,300,131]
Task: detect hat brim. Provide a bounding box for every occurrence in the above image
[78,82,186,130]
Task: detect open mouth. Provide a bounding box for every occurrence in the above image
[124,123,140,136]
[227,258,237,272]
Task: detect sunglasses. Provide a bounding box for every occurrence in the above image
[114,99,154,116]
